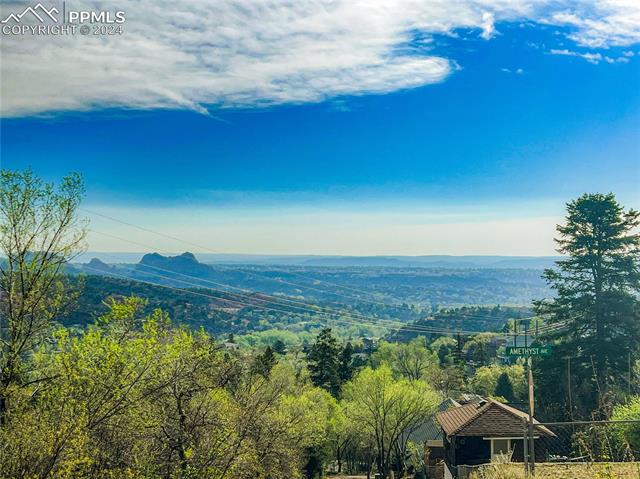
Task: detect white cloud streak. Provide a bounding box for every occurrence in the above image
[548,0,640,48]
[550,48,603,63]
[549,48,631,64]
[1,0,639,117]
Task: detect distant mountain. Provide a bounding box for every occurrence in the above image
[73,252,561,269]
[138,251,212,276]
[85,257,116,273]
[301,256,561,269]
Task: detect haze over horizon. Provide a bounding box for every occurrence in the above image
[74,251,563,264]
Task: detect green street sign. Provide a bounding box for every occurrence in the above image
[506,346,552,357]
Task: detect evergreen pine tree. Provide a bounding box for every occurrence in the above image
[535,193,640,416]
[272,339,287,355]
[252,346,277,377]
[338,341,355,383]
[437,343,451,366]
[307,328,341,396]
[494,372,515,402]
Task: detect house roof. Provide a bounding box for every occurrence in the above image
[403,398,460,445]
[436,399,555,438]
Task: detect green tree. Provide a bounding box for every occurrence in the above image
[252,345,278,377]
[307,328,341,396]
[463,333,497,367]
[430,365,465,398]
[343,365,439,478]
[470,364,525,400]
[0,297,173,478]
[0,170,86,419]
[454,332,466,366]
[0,296,337,479]
[611,396,640,452]
[494,371,515,402]
[326,401,351,474]
[432,336,457,366]
[371,338,438,382]
[535,193,640,415]
[338,341,355,383]
[273,339,287,355]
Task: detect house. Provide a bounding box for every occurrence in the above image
[220,341,240,351]
[436,398,554,478]
[402,396,485,478]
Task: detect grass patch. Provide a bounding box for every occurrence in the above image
[469,462,640,479]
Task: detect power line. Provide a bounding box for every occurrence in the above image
[87,226,398,306]
[84,211,395,303]
[135,261,546,330]
[85,244,427,328]
[90,227,539,325]
[88,227,546,329]
[82,209,219,254]
[81,264,500,335]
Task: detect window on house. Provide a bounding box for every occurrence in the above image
[491,439,512,461]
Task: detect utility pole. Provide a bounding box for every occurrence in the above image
[567,357,574,421]
[527,355,535,476]
[523,417,529,478]
[523,319,535,475]
[629,350,633,399]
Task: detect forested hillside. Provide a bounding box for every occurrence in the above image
[61,275,531,347]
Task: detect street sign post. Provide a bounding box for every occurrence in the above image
[506,346,552,357]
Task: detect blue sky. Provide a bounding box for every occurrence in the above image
[1,2,639,255]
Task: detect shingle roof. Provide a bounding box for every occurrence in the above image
[404,398,460,444]
[436,399,555,438]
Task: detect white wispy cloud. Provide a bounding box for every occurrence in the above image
[547,0,640,48]
[501,67,525,74]
[1,0,639,117]
[550,48,603,63]
[549,48,630,64]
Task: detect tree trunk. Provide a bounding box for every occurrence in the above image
[0,392,6,425]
